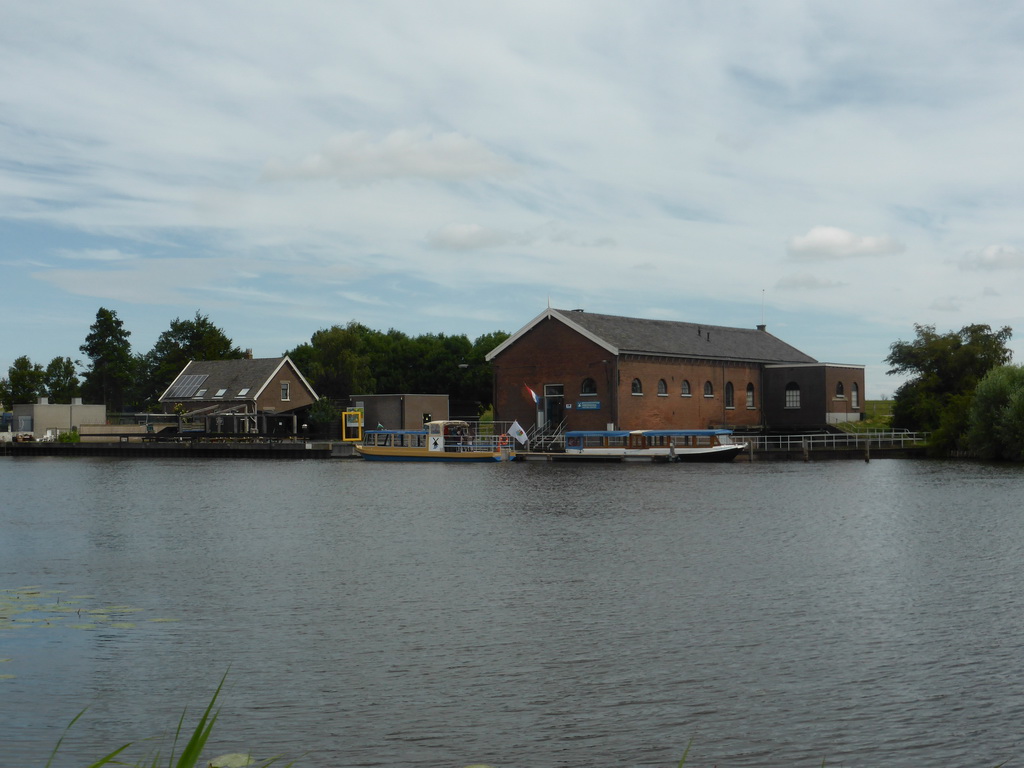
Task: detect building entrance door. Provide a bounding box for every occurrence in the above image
[544,384,564,429]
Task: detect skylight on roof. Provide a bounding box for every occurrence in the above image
[214,388,227,398]
[238,387,250,396]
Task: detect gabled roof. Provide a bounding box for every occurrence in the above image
[159,356,318,402]
[486,308,817,364]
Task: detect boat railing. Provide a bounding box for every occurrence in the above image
[744,430,929,451]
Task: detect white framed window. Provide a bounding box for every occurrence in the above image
[657,379,668,396]
[746,383,755,409]
[281,381,291,401]
[852,382,860,409]
[681,380,691,396]
[631,378,643,395]
[785,382,801,409]
[703,381,714,398]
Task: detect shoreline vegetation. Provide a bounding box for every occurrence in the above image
[45,673,301,768]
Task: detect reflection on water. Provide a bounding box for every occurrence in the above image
[2,457,1024,766]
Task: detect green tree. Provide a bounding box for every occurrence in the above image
[80,307,135,411]
[966,364,1024,460]
[43,356,81,402]
[286,322,376,400]
[306,397,343,436]
[463,330,510,411]
[286,322,509,413]
[138,312,244,405]
[887,323,1013,448]
[4,356,46,409]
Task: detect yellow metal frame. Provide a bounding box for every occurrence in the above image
[342,410,363,442]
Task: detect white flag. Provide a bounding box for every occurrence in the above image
[508,420,528,445]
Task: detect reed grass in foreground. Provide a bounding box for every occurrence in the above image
[43,672,298,768]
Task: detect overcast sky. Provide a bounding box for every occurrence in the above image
[5,1,1024,399]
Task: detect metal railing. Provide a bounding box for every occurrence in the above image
[744,430,928,451]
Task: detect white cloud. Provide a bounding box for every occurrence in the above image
[776,274,847,291]
[929,296,962,312]
[959,244,1024,270]
[787,227,905,260]
[58,248,137,262]
[427,223,512,250]
[261,129,515,184]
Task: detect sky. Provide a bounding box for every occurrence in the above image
[5,1,1024,399]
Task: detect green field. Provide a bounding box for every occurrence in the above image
[836,399,894,433]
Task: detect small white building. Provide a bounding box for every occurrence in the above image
[10,397,107,440]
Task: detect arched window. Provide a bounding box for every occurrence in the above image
[704,381,714,397]
[785,382,801,408]
[681,380,691,396]
[725,381,735,408]
[581,377,597,395]
[631,378,643,395]
[657,378,668,395]
[852,382,860,409]
[746,383,755,408]
[835,381,845,398]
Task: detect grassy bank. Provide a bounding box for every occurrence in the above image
[836,399,894,433]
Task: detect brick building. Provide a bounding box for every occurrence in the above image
[486,308,864,432]
[159,356,318,434]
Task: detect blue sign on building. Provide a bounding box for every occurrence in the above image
[576,401,601,410]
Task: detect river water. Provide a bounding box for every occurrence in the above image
[2,456,1023,767]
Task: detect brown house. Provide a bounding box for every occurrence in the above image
[486,308,865,432]
[159,356,318,435]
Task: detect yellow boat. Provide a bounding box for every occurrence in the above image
[354,420,516,462]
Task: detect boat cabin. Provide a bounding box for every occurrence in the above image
[362,419,483,454]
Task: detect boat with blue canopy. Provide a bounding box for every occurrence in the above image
[553,428,746,462]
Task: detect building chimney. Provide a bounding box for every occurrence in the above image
[37,396,49,405]
[72,397,83,405]
[245,348,253,359]
[757,324,767,332]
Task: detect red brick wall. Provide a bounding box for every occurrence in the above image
[616,356,764,430]
[823,365,865,421]
[493,316,611,428]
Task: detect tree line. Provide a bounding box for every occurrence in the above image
[887,322,1024,459]
[1,307,510,416]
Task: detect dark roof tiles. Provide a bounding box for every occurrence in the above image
[160,357,302,402]
[553,309,817,364]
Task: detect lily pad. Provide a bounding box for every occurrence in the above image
[208,753,255,767]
